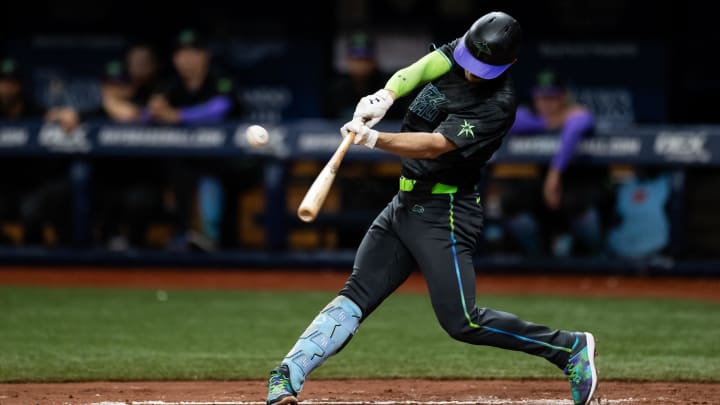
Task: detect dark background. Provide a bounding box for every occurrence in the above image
[2,0,718,124]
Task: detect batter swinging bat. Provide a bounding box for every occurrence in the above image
[297,132,356,223]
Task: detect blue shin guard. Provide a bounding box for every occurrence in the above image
[282,295,362,393]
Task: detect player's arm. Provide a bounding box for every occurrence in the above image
[102,93,141,123]
[383,50,452,98]
[177,96,233,123]
[550,109,594,172]
[373,131,456,159]
[177,77,236,123]
[353,50,452,127]
[341,120,457,159]
[343,100,515,158]
[543,109,595,209]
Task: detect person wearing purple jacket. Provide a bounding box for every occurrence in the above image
[504,69,606,257]
[148,29,238,124]
[149,29,242,251]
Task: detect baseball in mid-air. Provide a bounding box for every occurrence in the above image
[246,124,269,148]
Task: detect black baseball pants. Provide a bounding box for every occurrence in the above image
[340,188,576,368]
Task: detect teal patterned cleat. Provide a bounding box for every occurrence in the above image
[266,364,298,405]
[564,332,598,405]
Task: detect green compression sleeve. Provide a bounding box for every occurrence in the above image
[385,50,452,98]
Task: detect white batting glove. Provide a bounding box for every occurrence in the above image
[352,89,394,128]
[341,118,379,149]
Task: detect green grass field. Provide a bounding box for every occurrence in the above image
[1,286,718,382]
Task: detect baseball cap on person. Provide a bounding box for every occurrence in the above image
[0,57,22,81]
[531,69,567,97]
[346,31,376,59]
[174,29,208,50]
[102,60,129,84]
[453,11,522,80]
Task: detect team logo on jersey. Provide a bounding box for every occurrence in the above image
[457,120,475,138]
[473,40,492,57]
[408,84,449,122]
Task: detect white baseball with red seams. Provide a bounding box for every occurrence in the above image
[246,124,269,147]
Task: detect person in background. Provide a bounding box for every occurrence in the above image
[0,57,45,120]
[0,57,72,247]
[148,29,238,125]
[149,29,242,251]
[502,69,606,257]
[101,43,161,123]
[40,43,162,133]
[37,47,163,250]
[91,57,168,251]
[323,31,407,121]
[323,31,407,247]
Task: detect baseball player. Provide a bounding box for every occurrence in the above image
[266,11,598,405]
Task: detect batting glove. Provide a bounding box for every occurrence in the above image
[352,89,394,128]
[341,118,379,149]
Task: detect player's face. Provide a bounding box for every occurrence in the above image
[346,57,376,79]
[173,47,210,80]
[463,70,485,83]
[127,47,158,84]
[0,79,21,104]
[533,93,566,117]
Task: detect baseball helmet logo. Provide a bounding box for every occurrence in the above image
[473,40,492,57]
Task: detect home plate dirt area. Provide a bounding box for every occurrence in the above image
[1,379,720,405]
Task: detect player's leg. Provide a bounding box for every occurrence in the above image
[266,294,362,405]
[400,193,597,405]
[267,196,416,405]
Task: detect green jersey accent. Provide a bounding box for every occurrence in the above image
[385,50,452,98]
[431,183,458,194]
[399,177,417,191]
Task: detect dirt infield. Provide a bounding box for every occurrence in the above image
[1,267,718,302]
[1,267,719,405]
[2,379,720,405]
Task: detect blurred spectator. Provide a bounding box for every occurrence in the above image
[323,31,407,122]
[0,57,44,120]
[148,29,243,251]
[0,57,72,247]
[148,29,239,125]
[58,43,162,125]
[323,32,405,247]
[90,52,168,251]
[101,43,161,123]
[498,69,609,257]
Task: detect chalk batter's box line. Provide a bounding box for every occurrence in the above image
[87,398,639,405]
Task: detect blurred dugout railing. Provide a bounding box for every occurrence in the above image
[1,119,720,275]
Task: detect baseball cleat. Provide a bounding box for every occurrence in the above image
[266,364,298,405]
[564,332,598,405]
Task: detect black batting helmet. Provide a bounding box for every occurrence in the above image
[453,11,522,79]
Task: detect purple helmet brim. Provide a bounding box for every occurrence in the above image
[453,36,513,80]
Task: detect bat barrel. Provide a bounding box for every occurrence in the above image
[296,132,356,223]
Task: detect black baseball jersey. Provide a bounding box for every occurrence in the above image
[400,39,517,187]
[159,71,240,116]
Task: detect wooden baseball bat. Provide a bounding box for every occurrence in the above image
[297,132,356,223]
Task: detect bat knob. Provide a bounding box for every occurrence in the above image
[297,208,316,223]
